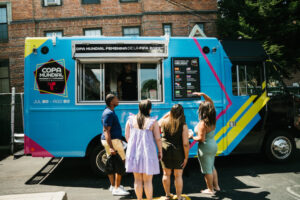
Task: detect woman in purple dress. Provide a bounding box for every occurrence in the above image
[125,99,162,200]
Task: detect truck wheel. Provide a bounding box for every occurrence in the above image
[265,132,296,162]
[89,145,107,177]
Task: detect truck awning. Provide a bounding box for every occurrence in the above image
[221,40,268,63]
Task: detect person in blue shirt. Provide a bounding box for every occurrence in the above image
[101,94,129,196]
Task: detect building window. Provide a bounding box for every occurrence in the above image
[0,6,8,42]
[82,0,100,4]
[84,28,102,36]
[163,24,172,36]
[43,0,62,6]
[45,30,63,37]
[120,0,138,2]
[0,60,10,93]
[77,62,162,103]
[123,26,140,37]
[196,23,204,32]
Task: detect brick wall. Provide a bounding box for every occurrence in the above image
[0,0,218,93]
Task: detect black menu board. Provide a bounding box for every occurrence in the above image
[171,57,200,100]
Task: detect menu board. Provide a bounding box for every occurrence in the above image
[172,57,200,100]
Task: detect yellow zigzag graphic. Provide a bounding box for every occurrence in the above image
[217,90,270,154]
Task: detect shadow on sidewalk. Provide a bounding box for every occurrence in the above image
[24,148,300,199]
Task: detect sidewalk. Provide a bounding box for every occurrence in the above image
[0,191,67,200]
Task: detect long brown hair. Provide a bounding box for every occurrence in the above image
[161,104,186,135]
[137,99,152,129]
[198,101,216,128]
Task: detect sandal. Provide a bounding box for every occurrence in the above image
[201,189,215,195]
[164,194,173,200]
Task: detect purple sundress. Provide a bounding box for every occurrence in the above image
[125,115,160,175]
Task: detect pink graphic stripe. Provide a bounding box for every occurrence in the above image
[190,38,233,148]
[24,135,54,157]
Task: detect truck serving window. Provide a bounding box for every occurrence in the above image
[77,62,162,103]
[232,64,263,96]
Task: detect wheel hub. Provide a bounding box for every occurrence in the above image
[271,136,292,159]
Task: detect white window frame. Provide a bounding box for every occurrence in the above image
[123,27,140,37]
[84,28,102,37]
[44,0,61,6]
[45,30,63,37]
[76,60,164,105]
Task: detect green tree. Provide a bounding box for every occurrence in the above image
[217,0,300,76]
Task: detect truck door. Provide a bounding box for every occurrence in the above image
[226,62,268,154]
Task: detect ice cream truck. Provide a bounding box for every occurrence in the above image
[24,36,300,175]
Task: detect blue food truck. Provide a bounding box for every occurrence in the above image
[24,36,300,175]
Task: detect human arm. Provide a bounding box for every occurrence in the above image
[103,126,116,155]
[152,121,163,160]
[181,124,190,168]
[192,121,206,142]
[125,121,130,142]
[192,92,214,107]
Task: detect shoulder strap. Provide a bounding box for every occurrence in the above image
[146,116,158,130]
[128,113,135,129]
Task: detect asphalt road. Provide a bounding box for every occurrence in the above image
[0,139,299,200]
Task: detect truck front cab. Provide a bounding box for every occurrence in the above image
[222,40,298,161]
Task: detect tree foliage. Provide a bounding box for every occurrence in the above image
[217,0,300,75]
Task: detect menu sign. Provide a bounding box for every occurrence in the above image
[172,57,200,100]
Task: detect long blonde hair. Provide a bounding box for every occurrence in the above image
[161,104,186,135]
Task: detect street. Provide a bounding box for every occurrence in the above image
[0,139,299,200]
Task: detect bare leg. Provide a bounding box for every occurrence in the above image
[203,174,214,193]
[143,173,153,200]
[133,173,143,200]
[212,168,220,191]
[162,168,172,197]
[108,174,115,187]
[115,173,122,188]
[174,169,183,199]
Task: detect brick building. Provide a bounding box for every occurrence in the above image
[0,0,218,93]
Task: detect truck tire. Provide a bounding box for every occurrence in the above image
[89,145,107,177]
[265,131,296,162]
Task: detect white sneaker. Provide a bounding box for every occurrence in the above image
[112,187,130,196]
[109,185,124,192]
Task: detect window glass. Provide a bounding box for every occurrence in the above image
[266,62,285,95]
[84,29,102,36]
[140,64,159,100]
[197,23,204,32]
[232,63,263,96]
[0,7,8,42]
[45,31,63,37]
[115,63,138,101]
[82,0,100,4]
[163,24,171,36]
[120,0,138,2]
[77,62,162,103]
[0,7,7,23]
[82,64,101,101]
[0,60,9,93]
[123,27,140,37]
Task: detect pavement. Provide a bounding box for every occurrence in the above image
[0,139,299,200]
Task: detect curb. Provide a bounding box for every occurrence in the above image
[0,191,67,200]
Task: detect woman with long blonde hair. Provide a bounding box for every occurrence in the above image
[158,104,189,200]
